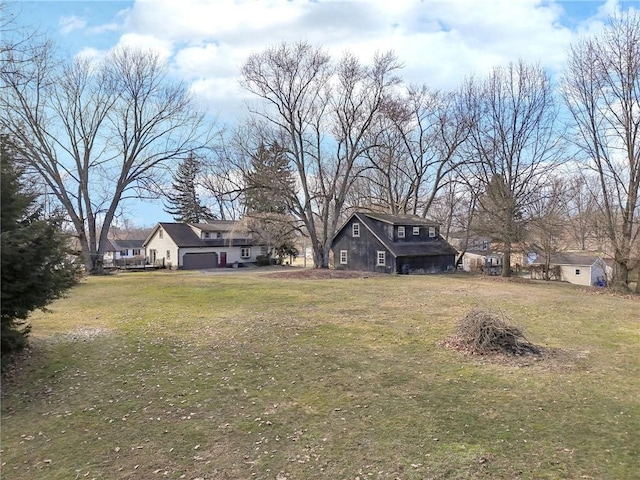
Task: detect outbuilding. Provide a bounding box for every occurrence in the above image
[331,212,457,274]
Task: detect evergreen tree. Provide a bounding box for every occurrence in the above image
[244,142,295,214]
[243,142,298,262]
[473,174,527,273]
[164,154,212,223]
[1,139,82,355]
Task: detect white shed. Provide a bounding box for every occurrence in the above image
[530,253,612,286]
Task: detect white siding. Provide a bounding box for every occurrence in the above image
[559,265,591,286]
[179,246,260,266]
[145,228,179,269]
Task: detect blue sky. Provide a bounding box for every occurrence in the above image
[7,0,639,227]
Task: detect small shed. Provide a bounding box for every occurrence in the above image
[529,253,612,286]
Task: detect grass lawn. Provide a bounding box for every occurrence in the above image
[1,270,639,479]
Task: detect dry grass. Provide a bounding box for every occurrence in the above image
[1,270,639,479]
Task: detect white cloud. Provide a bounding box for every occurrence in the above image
[97,0,632,121]
[114,33,174,62]
[59,14,87,35]
[75,47,106,63]
[88,22,121,34]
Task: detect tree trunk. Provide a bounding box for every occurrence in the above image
[502,246,511,278]
[613,259,629,290]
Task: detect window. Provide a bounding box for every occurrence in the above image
[575,268,581,276]
[398,226,405,238]
[413,226,420,236]
[352,223,360,237]
[166,250,170,260]
[241,247,251,258]
[428,226,436,238]
[203,232,210,239]
[216,232,222,239]
[377,251,386,266]
[482,241,489,251]
[340,250,348,264]
[133,249,141,256]
[159,228,163,239]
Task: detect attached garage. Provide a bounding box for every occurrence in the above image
[182,252,218,269]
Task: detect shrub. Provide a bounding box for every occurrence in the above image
[255,254,272,266]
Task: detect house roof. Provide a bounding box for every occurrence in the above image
[363,212,440,226]
[143,222,254,248]
[530,253,604,267]
[105,239,145,251]
[347,212,457,258]
[190,221,244,232]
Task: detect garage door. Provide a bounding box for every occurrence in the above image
[183,252,218,269]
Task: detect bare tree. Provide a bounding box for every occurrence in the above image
[461,60,563,277]
[527,177,569,280]
[199,124,265,220]
[1,38,211,272]
[563,12,640,289]
[363,86,468,216]
[564,173,600,251]
[240,41,402,268]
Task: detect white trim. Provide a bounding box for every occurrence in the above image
[398,226,405,238]
[352,223,360,237]
[413,226,420,236]
[428,226,436,238]
[340,250,348,265]
[377,251,386,266]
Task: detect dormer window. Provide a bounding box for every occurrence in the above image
[217,232,222,239]
[352,223,360,237]
[159,228,163,239]
[429,226,436,238]
[398,226,405,238]
[413,226,420,236]
[203,232,210,239]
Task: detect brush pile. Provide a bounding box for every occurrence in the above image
[452,308,541,356]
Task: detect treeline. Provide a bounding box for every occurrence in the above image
[1,10,638,289]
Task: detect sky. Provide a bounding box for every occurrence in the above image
[6,0,639,227]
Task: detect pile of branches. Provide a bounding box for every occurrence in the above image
[453,308,541,356]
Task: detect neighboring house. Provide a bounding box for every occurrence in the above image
[331,212,458,274]
[448,232,502,273]
[104,239,145,266]
[529,253,612,286]
[462,250,503,274]
[143,221,264,269]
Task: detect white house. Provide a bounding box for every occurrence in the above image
[529,253,612,287]
[104,239,145,266]
[143,221,265,269]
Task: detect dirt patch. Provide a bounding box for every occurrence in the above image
[267,268,386,280]
[441,332,582,369]
[441,335,577,369]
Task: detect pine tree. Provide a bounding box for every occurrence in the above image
[244,142,295,214]
[1,139,82,355]
[243,142,298,262]
[473,174,527,275]
[164,154,212,223]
